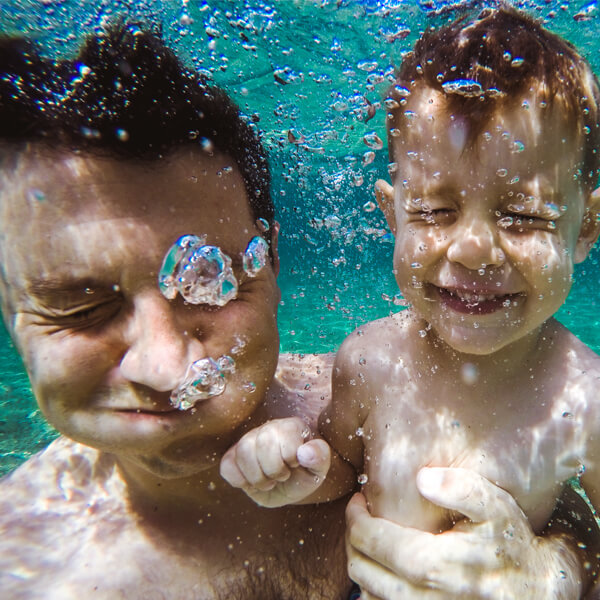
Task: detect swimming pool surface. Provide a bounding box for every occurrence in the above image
[1,0,600,475]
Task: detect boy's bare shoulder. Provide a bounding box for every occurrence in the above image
[265,352,335,425]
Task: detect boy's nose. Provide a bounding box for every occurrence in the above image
[119,292,206,392]
[446,220,505,271]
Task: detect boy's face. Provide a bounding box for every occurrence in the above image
[0,147,280,477]
[383,87,600,355]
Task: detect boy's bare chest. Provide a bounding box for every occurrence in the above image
[361,390,587,533]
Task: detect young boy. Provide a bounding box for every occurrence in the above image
[221,5,600,587]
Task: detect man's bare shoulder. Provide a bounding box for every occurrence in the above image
[336,311,415,372]
[265,352,335,425]
[0,437,133,596]
[0,436,123,512]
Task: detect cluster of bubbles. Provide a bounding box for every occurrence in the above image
[159,233,269,306]
[170,355,236,411]
[158,233,269,409]
[159,234,238,306]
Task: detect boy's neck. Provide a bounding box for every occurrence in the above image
[414,314,560,383]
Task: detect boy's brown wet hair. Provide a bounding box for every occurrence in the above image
[388,6,600,192]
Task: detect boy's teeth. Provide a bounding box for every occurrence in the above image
[450,289,498,303]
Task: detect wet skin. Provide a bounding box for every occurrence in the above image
[384,88,596,356]
[0,146,280,481]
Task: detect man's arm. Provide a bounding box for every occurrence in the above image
[347,469,598,599]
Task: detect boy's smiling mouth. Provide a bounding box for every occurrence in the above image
[434,285,522,315]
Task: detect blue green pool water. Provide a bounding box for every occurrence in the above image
[2,0,600,476]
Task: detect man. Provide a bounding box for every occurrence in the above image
[0,24,595,600]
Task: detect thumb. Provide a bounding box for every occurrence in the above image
[297,439,331,478]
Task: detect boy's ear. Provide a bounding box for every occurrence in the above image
[375,179,397,235]
[574,187,600,264]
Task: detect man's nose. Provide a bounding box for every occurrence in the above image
[119,292,205,392]
[446,218,505,271]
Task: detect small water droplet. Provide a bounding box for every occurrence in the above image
[363,200,377,212]
[362,151,376,165]
[497,216,513,228]
[511,140,525,153]
[363,131,384,150]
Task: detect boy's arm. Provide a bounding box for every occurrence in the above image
[219,417,356,507]
[319,333,371,471]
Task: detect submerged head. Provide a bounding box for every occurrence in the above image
[377,6,600,355]
[0,26,280,478]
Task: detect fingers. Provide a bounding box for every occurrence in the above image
[345,492,499,593]
[416,467,525,526]
[220,418,307,491]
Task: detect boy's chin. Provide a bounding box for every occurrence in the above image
[426,322,523,357]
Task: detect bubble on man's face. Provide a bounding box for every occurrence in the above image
[170,355,236,410]
[158,234,238,306]
[242,236,269,278]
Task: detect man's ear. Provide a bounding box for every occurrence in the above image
[375,179,396,235]
[574,187,600,264]
[270,220,280,277]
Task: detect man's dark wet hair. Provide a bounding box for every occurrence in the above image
[0,24,274,241]
[389,5,600,191]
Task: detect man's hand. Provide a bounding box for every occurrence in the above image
[219,417,331,507]
[346,468,584,599]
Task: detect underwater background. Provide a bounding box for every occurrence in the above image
[1,0,600,476]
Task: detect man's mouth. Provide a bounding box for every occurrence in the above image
[435,286,521,315]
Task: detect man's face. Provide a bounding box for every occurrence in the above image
[387,88,599,355]
[0,147,280,477]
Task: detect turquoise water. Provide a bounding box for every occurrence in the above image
[1,0,600,476]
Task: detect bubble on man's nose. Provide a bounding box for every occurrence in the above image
[170,355,236,410]
[243,236,269,278]
[159,234,238,306]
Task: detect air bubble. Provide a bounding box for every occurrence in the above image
[441,79,483,97]
[511,141,525,153]
[363,200,377,212]
[362,151,376,165]
[496,168,508,178]
[357,473,368,484]
[363,132,384,150]
[256,217,270,232]
[158,234,238,306]
[243,236,269,277]
[170,356,233,410]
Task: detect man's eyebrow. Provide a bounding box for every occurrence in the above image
[27,278,113,297]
